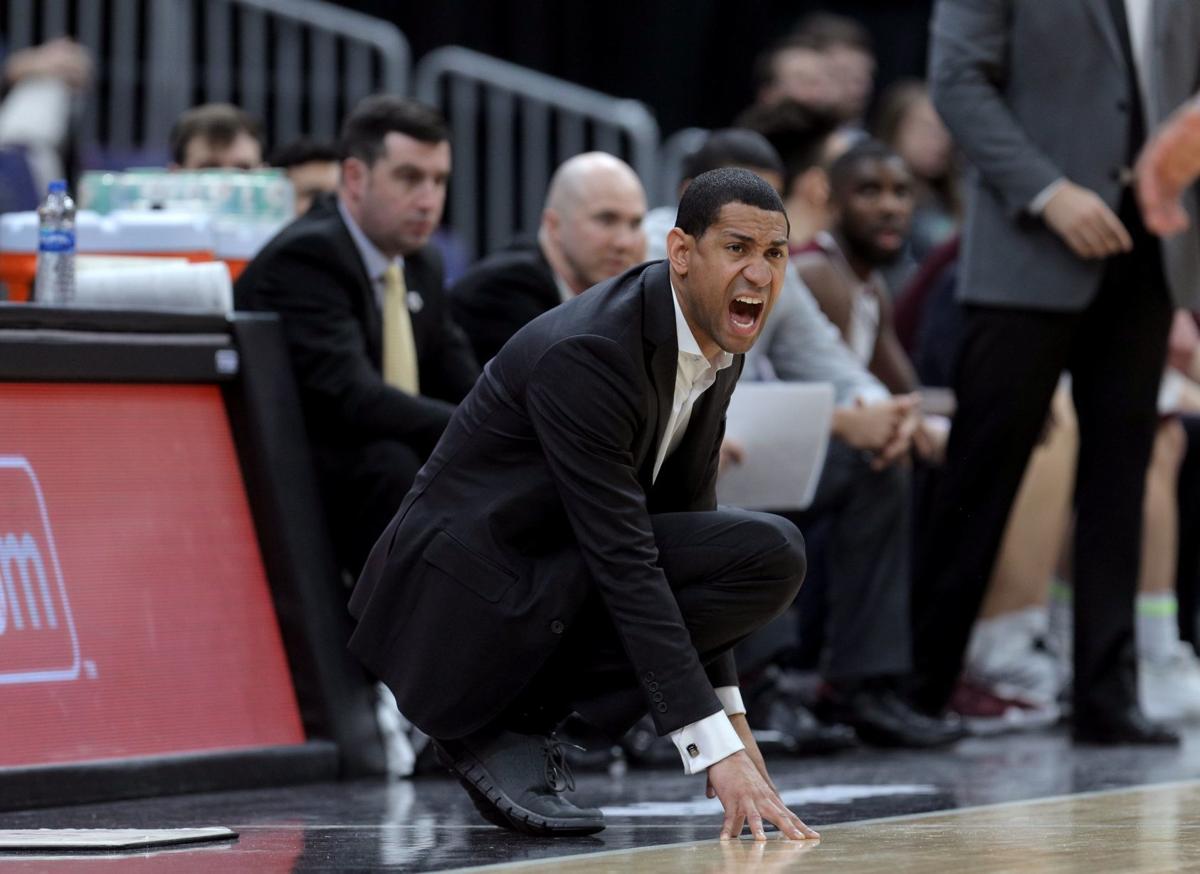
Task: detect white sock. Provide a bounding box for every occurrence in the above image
[1137,594,1180,663]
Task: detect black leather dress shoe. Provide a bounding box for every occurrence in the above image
[435,729,606,836]
[817,686,965,749]
[745,683,859,755]
[1072,707,1181,746]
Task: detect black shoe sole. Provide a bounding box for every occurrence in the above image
[434,740,606,837]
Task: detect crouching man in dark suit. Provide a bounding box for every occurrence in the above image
[349,168,817,841]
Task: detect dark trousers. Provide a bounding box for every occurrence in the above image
[911,235,1172,718]
[505,508,806,737]
[736,438,913,684]
[317,439,423,578]
[1178,415,1200,648]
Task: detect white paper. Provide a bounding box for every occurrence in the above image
[73,261,232,313]
[716,382,835,511]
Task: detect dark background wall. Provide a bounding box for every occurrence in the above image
[334,0,935,134]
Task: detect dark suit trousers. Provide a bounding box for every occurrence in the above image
[503,507,805,737]
[1177,415,1200,649]
[912,227,1172,719]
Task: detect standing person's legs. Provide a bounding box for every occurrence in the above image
[1067,250,1172,729]
[911,305,1073,712]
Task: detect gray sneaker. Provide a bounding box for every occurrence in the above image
[435,730,606,836]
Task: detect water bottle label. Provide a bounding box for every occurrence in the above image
[39,229,75,253]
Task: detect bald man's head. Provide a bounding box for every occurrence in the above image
[539,152,647,296]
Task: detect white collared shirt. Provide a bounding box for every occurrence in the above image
[655,282,745,775]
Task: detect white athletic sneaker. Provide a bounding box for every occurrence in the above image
[965,608,1063,707]
[1139,642,1200,723]
[376,681,416,777]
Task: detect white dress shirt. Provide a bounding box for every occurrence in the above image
[656,283,747,775]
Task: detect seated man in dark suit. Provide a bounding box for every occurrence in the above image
[349,169,817,842]
[235,96,479,577]
[448,151,647,363]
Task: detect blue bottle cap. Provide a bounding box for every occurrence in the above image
[48,180,67,193]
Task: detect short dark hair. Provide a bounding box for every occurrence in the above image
[339,95,449,165]
[828,138,902,196]
[675,167,788,240]
[681,129,784,183]
[793,12,874,54]
[269,137,341,169]
[169,103,263,165]
[736,100,841,193]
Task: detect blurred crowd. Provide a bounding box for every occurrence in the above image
[5,5,1200,776]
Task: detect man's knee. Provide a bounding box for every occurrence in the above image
[755,513,807,605]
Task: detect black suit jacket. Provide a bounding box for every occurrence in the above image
[348,260,743,740]
[234,194,479,457]
[447,242,560,364]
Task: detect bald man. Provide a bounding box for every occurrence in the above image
[450,152,647,363]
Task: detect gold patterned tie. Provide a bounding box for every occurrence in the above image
[383,263,420,394]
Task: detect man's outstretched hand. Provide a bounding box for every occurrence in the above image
[706,750,819,842]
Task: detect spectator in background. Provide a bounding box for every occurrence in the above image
[792,13,876,129]
[751,33,836,113]
[793,141,920,394]
[269,137,340,216]
[0,37,91,198]
[169,102,264,170]
[914,0,1200,746]
[873,79,961,264]
[736,100,842,251]
[449,152,646,364]
[235,95,478,578]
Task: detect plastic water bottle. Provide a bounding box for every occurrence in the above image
[35,180,76,304]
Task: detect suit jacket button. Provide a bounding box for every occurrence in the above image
[645,672,656,681]
[550,620,565,634]
[652,692,664,702]
[1117,98,1129,113]
[648,682,659,692]
[656,703,668,713]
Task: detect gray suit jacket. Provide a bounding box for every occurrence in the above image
[930,0,1200,311]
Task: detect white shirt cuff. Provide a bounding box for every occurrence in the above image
[1029,178,1067,215]
[715,685,746,716]
[669,709,745,775]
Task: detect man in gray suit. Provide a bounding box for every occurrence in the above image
[914,0,1200,743]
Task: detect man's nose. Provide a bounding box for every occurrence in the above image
[743,258,772,287]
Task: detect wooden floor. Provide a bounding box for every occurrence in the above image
[460,781,1200,873]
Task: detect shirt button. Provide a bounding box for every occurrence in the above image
[550,620,565,634]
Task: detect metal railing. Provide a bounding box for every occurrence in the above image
[2,0,409,162]
[656,127,710,208]
[415,46,661,260]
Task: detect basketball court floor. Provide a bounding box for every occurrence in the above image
[2,726,1199,871]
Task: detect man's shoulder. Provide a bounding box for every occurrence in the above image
[450,245,554,299]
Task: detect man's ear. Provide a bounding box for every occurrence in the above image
[666,227,692,276]
[341,157,366,196]
[542,207,560,239]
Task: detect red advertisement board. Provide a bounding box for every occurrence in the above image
[0,383,305,766]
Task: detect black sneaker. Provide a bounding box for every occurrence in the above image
[435,729,606,836]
